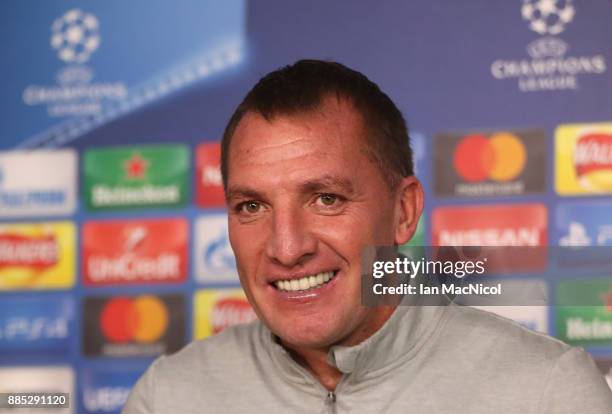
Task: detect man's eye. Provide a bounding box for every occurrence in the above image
[240,201,261,214]
[318,194,338,206]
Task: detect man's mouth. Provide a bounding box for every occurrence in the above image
[273,271,338,292]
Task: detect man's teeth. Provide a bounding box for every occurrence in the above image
[274,271,336,292]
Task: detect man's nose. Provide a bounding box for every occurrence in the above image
[265,207,316,267]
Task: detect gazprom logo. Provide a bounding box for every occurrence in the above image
[203,229,236,272]
[195,215,239,283]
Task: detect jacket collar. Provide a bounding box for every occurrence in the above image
[263,299,449,385]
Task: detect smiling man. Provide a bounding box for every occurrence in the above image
[123,60,612,413]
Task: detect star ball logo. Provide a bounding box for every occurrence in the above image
[83,294,185,357]
[434,130,546,197]
[22,9,127,118]
[51,9,100,64]
[490,0,607,92]
[521,0,575,36]
[22,9,128,118]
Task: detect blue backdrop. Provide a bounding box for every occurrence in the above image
[1,1,611,412]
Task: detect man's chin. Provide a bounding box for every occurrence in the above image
[277,332,339,352]
[270,320,350,351]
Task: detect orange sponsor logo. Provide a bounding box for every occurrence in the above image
[453,132,526,182]
[100,295,169,343]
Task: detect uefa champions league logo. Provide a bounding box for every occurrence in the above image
[489,0,607,92]
[521,0,575,36]
[22,8,126,118]
[50,9,100,64]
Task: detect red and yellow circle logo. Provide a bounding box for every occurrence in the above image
[100,295,169,343]
[453,133,526,182]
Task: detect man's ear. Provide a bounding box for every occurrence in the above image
[394,176,424,245]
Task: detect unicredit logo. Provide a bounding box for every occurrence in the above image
[100,296,168,343]
[453,133,526,182]
[82,219,188,286]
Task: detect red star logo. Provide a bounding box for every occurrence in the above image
[602,290,612,312]
[123,153,148,180]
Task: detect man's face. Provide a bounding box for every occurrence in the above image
[226,98,416,349]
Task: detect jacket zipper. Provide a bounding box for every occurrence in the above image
[326,390,337,413]
[282,352,346,413]
[325,374,348,414]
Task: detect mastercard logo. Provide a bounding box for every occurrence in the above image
[100,295,168,343]
[453,133,526,182]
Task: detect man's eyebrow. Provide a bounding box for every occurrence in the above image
[226,175,355,201]
[300,175,355,195]
[225,186,265,202]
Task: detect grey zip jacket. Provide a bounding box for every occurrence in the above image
[123,303,612,413]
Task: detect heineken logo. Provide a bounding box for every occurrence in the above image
[84,145,189,210]
[566,318,612,341]
[91,184,180,207]
[557,279,612,345]
[123,153,149,180]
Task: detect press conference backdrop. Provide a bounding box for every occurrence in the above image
[1,0,612,412]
